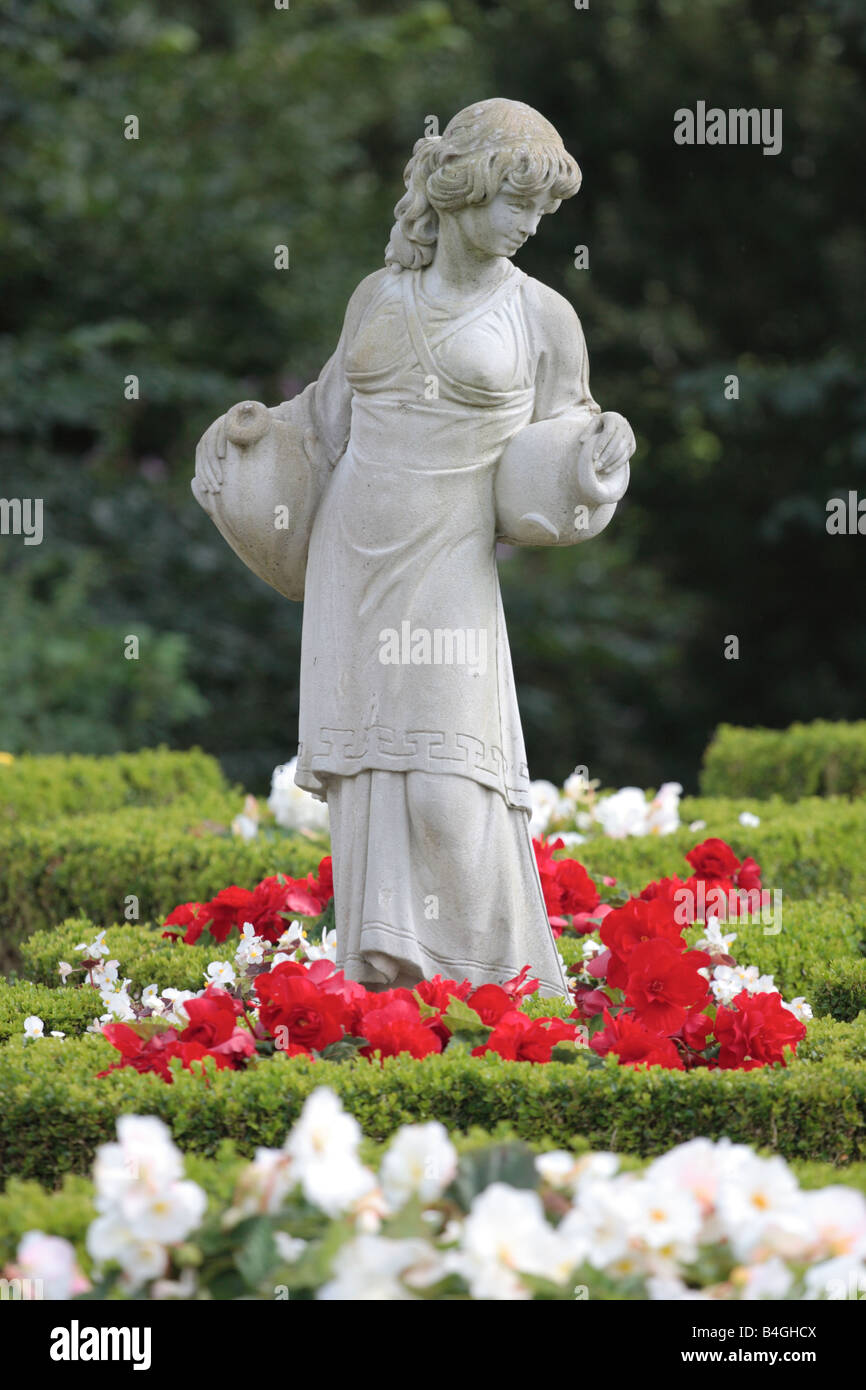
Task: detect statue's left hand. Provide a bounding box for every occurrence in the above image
[591,411,636,476]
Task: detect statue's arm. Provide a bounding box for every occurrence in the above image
[269,269,387,468]
[195,270,386,493]
[494,282,635,546]
[527,279,602,429]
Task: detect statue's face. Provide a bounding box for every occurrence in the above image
[452,177,561,258]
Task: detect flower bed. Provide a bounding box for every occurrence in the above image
[2,748,866,1300]
[4,1086,866,1301]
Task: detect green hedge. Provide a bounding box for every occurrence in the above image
[700,720,866,801]
[576,794,866,902]
[0,978,108,1043]
[0,804,326,960]
[0,747,234,826]
[809,960,866,1024]
[3,1031,866,1186]
[5,791,866,958]
[19,918,243,995]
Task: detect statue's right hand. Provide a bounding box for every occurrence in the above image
[195,414,228,493]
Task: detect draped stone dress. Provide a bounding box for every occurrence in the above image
[292,263,600,997]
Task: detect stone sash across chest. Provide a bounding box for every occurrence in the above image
[345,268,535,407]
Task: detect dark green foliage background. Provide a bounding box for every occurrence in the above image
[2,0,864,790]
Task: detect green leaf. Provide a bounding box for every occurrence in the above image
[448,1143,539,1209]
[317,1034,368,1062]
[440,997,491,1046]
[234,1215,278,1287]
[549,1039,591,1064]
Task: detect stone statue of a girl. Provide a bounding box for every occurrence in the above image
[193,99,635,998]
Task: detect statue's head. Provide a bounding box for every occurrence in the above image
[385,99,582,272]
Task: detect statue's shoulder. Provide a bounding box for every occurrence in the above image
[520,275,583,335]
[519,277,588,371]
[346,267,397,319]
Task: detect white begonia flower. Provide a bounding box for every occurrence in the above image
[235,924,268,968]
[739,811,761,827]
[458,1183,578,1299]
[23,1015,44,1039]
[736,1256,793,1300]
[227,1148,296,1222]
[380,1122,458,1209]
[535,1150,581,1189]
[569,1151,620,1188]
[783,995,813,1023]
[15,1231,88,1300]
[119,1181,208,1245]
[689,819,707,833]
[715,1154,805,1261]
[161,989,197,1026]
[141,984,164,1011]
[300,1157,377,1220]
[284,1088,376,1218]
[88,1112,207,1289]
[271,953,292,967]
[94,1116,184,1201]
[629,1177,702,1261]
[528,779,560,837]
[581,937,604,960]
[696,916,737,954]
[268,757,330,833]
[563,768,593,802]
[98,983,135,1022]
[593,787,649,839]
[318,1235,441,1300]
[231,813,258,841]
[575,810,593,831]
[562,1175,641,1270]
[204,960,236,988]
[277,921,305,951]
[74,929,110,958]
[89,958,120,989]
[709,965,742,1007]
[86,1215,169,1285]
[304,926,338,965]
[799,1186,866,1260]
[647,1137,754,1233]
[352,1184,390,1234]
[57,961,74,982]
[50,1031,65,1040]
[646,782,682,836]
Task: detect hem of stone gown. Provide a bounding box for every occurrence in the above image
[324,766,571,1000]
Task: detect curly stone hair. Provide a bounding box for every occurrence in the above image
[384,98,582,272]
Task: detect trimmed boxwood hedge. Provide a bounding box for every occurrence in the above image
[576,794,866,902]
[0,804,326,959]
[700,720,866,801]
[0,746,234,825]
[809,960,866,1024]
[4,792,866,955]
[19,918,245,995]
[3,1030,866,1187]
